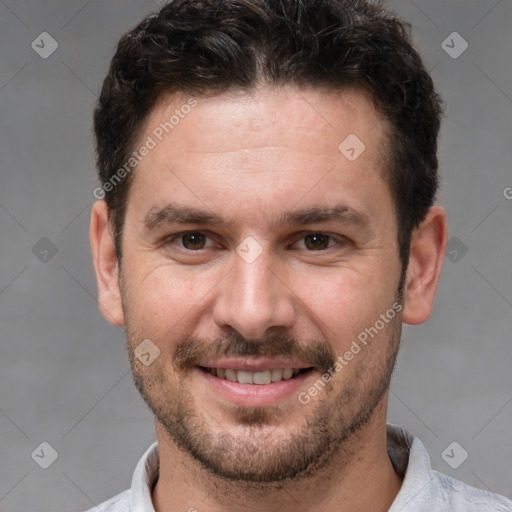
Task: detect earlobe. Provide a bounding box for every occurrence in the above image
[89,200,125,326]
[401,206,448,325]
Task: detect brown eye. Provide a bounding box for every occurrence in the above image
[181,232,206,250]
[303,233,332,250]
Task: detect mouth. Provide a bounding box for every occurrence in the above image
[195,359,317,407]
[199,366,314,385]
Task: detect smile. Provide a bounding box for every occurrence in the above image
[199,367,313,384]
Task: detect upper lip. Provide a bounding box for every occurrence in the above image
[197,358,313,372]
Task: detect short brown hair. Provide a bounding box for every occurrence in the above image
[94,0,443,270]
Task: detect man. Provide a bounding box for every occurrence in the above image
[88,0,512,510]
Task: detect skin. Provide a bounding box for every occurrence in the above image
[90,85,447,512]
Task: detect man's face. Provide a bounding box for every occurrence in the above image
[118,87,404,482]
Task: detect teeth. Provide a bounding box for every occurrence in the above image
[271,369,282,382]
[282,368,293,379]
[237,370,253,384]
[253,370,271,385]
[209,367,303,384]
[225,369,237,382]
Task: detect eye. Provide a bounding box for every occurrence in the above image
[182,232,207,250]
[294,233,343,251]
[166,231,216,251]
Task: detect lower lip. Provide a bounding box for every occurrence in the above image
[197,368,314,407]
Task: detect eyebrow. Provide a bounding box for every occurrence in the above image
[144,205,228,230]
[143,203,371,232]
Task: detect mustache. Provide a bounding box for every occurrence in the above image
[174,332,336,374]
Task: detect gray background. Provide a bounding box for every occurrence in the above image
[0,0,511,510]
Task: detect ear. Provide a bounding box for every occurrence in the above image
[402,205,448,325]
[89,200,124,326]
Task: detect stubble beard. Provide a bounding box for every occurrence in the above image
[122,281,403,484]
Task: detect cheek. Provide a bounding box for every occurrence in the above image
[123,262,210,342]
[292,266,397,350]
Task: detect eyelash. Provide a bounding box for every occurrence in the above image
[162,231,349,252]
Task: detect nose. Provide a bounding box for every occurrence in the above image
[212,247,296,340]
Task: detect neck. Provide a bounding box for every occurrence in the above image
[152,401,403,512]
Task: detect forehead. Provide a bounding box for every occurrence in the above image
[144,86,386,156]
[126,86,393,229]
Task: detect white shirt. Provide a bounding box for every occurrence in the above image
[85,424,512,511]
